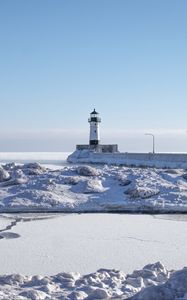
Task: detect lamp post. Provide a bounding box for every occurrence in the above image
[145,133,155,154]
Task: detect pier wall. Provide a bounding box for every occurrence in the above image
[68,150,187,168]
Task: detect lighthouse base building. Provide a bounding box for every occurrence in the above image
[76,143,118,153]
[76,109,118,153]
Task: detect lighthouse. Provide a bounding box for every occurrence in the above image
[88,109,101,146]
[75,110,118,153]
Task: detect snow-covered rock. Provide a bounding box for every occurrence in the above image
[125,186,160,199]
[77,166,101,177]
[118,175,132,186]
[22,163,46,176]
[63,176,81,185]
[19,289,48,300]
[1,170,28,186]
[3,162,18,171]
[84,179,106,193]
[164,169,182,175]
[182,173,187,181]
[71,178,106,194]
[86,288,110,299]
[23,162,45,170]
[0,166,10,182]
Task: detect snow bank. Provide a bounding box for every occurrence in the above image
[0,162,187,212]
[131,266,187,300]
[1,262,187,300]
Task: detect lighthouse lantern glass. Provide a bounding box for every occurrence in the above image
[91,113,99,118]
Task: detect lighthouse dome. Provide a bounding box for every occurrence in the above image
[91,109,99,115]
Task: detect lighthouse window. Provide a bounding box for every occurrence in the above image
[95,123,96,125]
[95,130,96,133]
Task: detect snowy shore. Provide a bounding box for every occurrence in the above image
[1,262,187,300]
[0,162,187,212]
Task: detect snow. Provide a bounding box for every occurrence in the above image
[0,214,187,275]
[0,161,187,212]
[0,261,187,299]
[131,267,187,300]
[0,214,14,230]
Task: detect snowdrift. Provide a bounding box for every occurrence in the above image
[1,262,187,299]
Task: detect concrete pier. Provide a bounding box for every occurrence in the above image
[67,150,187,168]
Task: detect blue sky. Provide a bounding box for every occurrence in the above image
[0,0,187,151]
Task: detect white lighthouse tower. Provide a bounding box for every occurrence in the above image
[73,110,118,154]
[88,109,101,146]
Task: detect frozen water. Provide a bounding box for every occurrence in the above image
[0,152,70,164]
[0,213,187,275]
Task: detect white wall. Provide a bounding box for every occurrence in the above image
[68,151,187,168]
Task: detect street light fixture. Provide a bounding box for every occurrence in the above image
[145,133,155,154]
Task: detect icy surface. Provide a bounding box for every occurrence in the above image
[1,214,187,276]
[0,162,187,212]
[0,262,187,299]
[0,152,70,164]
